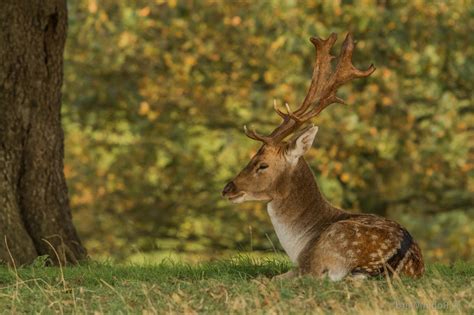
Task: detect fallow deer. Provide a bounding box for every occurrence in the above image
[222,33,424,281]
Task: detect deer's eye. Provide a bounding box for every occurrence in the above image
[257,163,269,172]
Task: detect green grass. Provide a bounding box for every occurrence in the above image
[0,257,472,314]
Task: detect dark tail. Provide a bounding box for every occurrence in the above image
[386,229,413,271]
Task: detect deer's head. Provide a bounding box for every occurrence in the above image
[222,33,375,204]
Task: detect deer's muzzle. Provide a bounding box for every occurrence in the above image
[222,181,238,196]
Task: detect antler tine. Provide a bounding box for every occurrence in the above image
[266,33,343,143]
[243,125,272,144]
[245,100,299,144]
[243,32,375,145]
[296,33,375,122]
[298,94,346,122]
[273,99,287,119]
[297,33,338,116]
[333,33,376,88]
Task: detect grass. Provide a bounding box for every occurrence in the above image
[0,257,472,314]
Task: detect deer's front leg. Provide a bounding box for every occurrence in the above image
[272,269,299,281]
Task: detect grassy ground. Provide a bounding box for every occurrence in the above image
[0,257,472,314]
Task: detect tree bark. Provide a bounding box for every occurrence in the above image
[0,0,87,265]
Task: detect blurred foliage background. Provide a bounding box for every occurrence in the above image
[63,0,473,263]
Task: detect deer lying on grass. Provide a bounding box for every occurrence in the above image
[222,33,424,281]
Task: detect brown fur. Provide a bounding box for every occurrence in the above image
[223,136,424,280]
[221,33,419,280]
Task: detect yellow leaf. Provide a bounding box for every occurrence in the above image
[88,0,97,13]
[382,96,393,106]
[118,32,135,48]
[264,71,274,84]
[138,7,150,17]
[333,162,343,174]
[184,56,197,67]
[139,102,150,115]
[231,16,242,26]
[147,111,159,121]
[270,36,286,51]
[341,173,350,183]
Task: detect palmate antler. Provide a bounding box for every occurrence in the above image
[244,33,375,145]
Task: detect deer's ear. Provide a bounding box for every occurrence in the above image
[285,125,319,163]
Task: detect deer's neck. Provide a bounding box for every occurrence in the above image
[267,158,345,263]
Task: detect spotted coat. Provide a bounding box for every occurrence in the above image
[300,214,424,279]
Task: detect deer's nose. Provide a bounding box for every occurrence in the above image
[222,181,236,196]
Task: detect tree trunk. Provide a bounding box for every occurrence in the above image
[0,0,87,265]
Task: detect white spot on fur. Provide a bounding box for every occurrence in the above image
[267,202,311,263]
